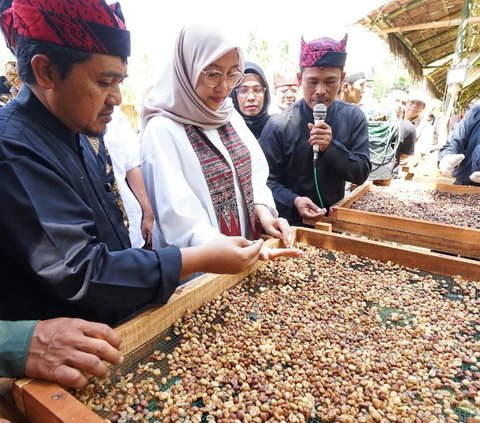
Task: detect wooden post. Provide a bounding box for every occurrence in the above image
[438,0,472,146]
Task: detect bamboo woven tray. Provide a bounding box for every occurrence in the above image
[10,228,480,422]
[310,180,480,260]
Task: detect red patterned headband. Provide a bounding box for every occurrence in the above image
[300,34,348,68]
[0,0,130,57]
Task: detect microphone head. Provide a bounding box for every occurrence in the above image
[313,103,327,122]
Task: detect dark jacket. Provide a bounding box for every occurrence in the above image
[260,99,371,225]
[0,86,182,325]
[439,105,480,186]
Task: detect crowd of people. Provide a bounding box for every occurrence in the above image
[0,1,479,419]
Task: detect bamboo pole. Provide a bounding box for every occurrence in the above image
[381,16,480,34]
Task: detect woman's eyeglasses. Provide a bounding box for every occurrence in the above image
[202,70,244,89]
[235,86,266,98]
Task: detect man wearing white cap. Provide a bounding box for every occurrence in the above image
[405,90,434,158]
[339,71,366,105]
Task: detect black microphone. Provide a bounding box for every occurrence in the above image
[312,103,327,161]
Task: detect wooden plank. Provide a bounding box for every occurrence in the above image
[322,180,480,258]
[330,219,480,261]
[312,222,332,232]
[303,215,333,227]
[335,208,480,245]
[330,180,372,213]
[295,227,480,280]
[436,182,480,194]
[13,380,103,423]
[0,378,22,423]
[12,228,480,422]
[381,16,480,34]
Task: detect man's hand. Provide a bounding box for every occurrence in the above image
[307,121,332,152]
[470,171,480,183]
[294,196,326,219]
[25,318,123,389]
[439,154,465,176]
[141,213,154,250]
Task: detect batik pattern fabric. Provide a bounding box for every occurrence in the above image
[0,0,130,56]
[87,135,129,228]
[185,122,259,238]
[299,34,348,68]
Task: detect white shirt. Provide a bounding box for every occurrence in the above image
[141,110,277,248]
[104,109,144,248]
[413,119,434,155]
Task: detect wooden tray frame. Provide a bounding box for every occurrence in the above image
[311,180,480,260]
[9,228,480,422]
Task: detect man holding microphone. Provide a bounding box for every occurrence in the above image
[260,34,371,226]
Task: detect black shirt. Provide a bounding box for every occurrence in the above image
[260,99,371,225]
[0,86,182,325]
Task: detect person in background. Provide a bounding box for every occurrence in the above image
[103,108,154,248]
[0,0,265,339]
[404,90,434,158]
[141,24,300,260]
[0,318,122,388]
[230,61,271,140]
[387,89,417,178]
[260,34,371,226]
[272,71,300,112]
[339,73,394,184]
[438,104,480,186]
[363,106,399,185]
[338,71,366,105]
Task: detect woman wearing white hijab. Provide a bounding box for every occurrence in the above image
[141,23,293,250]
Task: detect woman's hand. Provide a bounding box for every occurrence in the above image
[259,246,303,261]
[180,237,263,278]
[255,205,293,247]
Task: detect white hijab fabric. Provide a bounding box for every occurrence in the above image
[141,23,245,131]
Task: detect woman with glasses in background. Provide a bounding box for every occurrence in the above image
[230,61,271,140]
[140,24,295,255]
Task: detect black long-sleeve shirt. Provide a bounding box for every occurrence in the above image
[260,99,371,225]
[0,86,182,325]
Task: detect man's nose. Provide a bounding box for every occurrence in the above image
[106,87,122,106]
[314,82,326,95]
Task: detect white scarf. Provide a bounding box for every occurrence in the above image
[141,23,245,131]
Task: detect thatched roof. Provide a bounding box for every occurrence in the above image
[357,0,480,108]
